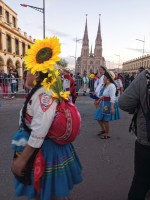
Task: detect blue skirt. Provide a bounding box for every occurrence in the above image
[12,138,82,200]
[94,100,120,121]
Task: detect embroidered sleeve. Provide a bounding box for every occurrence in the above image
[27,92,57,148]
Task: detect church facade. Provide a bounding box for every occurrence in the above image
[76,16,105,75]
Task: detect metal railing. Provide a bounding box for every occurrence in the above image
[0,78,95,98]
[0,78,26,98]
[75,78,95,94]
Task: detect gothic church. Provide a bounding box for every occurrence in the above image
[76,16,105,75]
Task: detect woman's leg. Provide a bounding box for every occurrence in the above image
[98,120,105,132]
[101,121,110,139]
[35,195,40,200]
[51,197,69,200]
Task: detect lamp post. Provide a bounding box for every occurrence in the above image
[115,54,120,72]
[20,0,45,39]
[75,37,82,73]
[136,37,145,67]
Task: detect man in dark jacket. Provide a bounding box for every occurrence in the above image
[119,70,150,200]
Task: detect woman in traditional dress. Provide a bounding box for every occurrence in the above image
[11,37,82,200]
[94,71,120,139]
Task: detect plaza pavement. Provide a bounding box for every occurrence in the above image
[0,95,146,200]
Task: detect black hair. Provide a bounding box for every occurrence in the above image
[100,65,106,71]
[21,72,48,132]
[104,71,118,96]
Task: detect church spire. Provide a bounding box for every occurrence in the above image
[83,14,89,46]
[90,45,93,56]
[95,14,102,45]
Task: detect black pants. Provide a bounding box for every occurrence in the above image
[128,140,150,200]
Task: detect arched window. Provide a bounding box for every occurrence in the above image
[15,60,20,69]
[0,56,4,67]
[7,58,13,73]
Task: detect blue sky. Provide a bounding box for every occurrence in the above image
[3,0,150,69]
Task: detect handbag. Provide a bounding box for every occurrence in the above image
[11,127,39,185]
[12,149,38,185]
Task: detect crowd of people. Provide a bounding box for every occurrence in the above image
[0,67,19,98]
[1,35,149,200]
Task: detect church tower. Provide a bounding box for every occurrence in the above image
[94,15,103,67]
[76,15,105,75]
[80,14,89,74]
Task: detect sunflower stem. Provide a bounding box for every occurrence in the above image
[52,71,62,102]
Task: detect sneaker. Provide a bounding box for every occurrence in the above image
[11,96,15,99]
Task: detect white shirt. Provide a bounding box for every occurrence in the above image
[95,75,104,97]
[20,87,57,148]
[102,83,116,103]
[114,78,123,90]
[63,78,70,91]
[11,74,17,83]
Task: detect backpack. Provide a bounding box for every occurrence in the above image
[47,100,81,145]
[129,70,150,141]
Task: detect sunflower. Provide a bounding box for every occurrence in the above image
[104,106,108,111]
[90,74,95,79]
[41,77,56,91]
[60,91,70,100]
[24,37,61,74]
[51,92,59,99]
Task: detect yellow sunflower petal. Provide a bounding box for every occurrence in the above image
[25,36,61,75]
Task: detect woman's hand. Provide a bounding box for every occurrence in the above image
[94,98,101,105]
[11,155,27,177]
[110,105,115,114]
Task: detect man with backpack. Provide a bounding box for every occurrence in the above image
[118,69,150,200]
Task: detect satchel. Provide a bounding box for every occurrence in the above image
[11,127,38,185]
[12,150,38,185]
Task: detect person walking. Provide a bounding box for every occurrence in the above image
[94,71,120,138]
[11,37,82,200]
[94,66,106,98]
[93,66,106,108]
[82,71,89,96]
[119,69,150,200]
[114,71,124,100]
[1,70,9,98]
[9,70,17,97]
[75,73,82,95]
[63,68,77,104]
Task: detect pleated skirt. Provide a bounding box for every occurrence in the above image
[13,139,83,200]
[94,100,120,121]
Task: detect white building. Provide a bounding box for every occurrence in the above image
[0,0,34,77]
[122,54,150,74]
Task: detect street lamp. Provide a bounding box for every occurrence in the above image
[115,54,120,72]
[136,37,145,67]
[75,37,82,73]
[20,0,45,39]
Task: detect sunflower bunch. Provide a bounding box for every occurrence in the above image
[24,36,70,101]
[89,73,95,79]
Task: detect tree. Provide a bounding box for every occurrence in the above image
[56,58,68,68]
